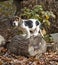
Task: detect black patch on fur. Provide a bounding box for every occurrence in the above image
[24,20,33,28]
[36,21,39,26]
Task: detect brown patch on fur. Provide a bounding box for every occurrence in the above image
[14,16,22,22]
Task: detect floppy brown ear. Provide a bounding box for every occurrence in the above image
[14,16,19,21]
[14,16,22,22]
[18,17,22,22]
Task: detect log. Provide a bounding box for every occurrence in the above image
[6,35,47,57]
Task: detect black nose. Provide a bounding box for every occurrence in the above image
[13,23,16,26]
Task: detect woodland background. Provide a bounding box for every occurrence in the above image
[0,0,58,33]
[0,0,58,65]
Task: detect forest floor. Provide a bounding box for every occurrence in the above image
[0,47,58,65]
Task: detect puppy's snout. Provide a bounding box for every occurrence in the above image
[13,21,18,27]
[13,22,16,26]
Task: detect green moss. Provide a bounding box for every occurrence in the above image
[44,34,53,43]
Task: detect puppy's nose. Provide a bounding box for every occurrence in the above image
[13,23,16,26]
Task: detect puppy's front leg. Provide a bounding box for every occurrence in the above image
[34,30,38,37]
[33,26,39,37]
[25,27,30,39]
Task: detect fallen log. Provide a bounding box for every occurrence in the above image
[6,35,47,57]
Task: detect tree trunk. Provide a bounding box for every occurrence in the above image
[6,35,47,57]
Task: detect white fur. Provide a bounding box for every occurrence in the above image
[13,21,18,26]
[22,19,41,38]
[13,19,42,39]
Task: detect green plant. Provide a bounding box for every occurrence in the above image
[43,34,53,43]
[21,5,55,27]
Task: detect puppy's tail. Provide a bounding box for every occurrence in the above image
[39,28,47,38]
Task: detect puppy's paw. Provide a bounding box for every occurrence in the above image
[21,34,26,37]
[26,35,30,39]
[33,33,38,37]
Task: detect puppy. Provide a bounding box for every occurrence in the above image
[12,16,43,39]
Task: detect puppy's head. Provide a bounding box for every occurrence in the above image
[11,16,22,27]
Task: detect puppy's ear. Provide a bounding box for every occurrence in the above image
[18,17,22,22]
[14,16,19,21]
[14,16,22,22]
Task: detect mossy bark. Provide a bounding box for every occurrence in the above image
[6,35,47,57]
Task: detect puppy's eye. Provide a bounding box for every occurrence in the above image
[16,19,19,21]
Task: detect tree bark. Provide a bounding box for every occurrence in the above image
[6,35,47,57]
